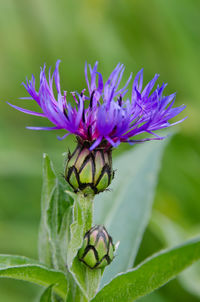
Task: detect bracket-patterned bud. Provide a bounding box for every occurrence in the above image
[78,225,115,269]
[65,140,114,194]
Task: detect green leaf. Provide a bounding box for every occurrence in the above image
[0,255,68,300]
[39,153,58,267]
[94,140,169,285]
[39,153,73,270]
[40,284,54,301]
[65,276,88,302]
[69,257,102,300]
[138,292,168,302]
[40,155,101,300]
[66,193,86,269]
[150,210,200,298]
[92,237,200,302]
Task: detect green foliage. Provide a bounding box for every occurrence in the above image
[94,139,168,285]
[91,237,200,302]
[39,153,73,270]
[40,154,102,301]
[150,210,200,298]
[40,285,54,301]
[1,148,200,302]
[0,255,67,300]
[1,145,200,302]
[66,192,87,269]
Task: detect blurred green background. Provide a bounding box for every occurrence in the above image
[0,0,200,301]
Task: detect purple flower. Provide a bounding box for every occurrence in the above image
[8,60,186,150]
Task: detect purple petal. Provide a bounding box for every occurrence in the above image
[128,136,165,144]
[106,136,120,147]
[105,63,121,86]
[169,116,188,126]
[160,93,176,110]
[115,67,125,90]
[26,126,62,130]
[91,62,98,91]
[19,97,34,100]
[57,133,69,140]
[90,136,103,151]
[74,94,84,128]
[85,62,90,93]
[53,60,61,94]
[7,102,45,117]
[142,73,159,97]
[116,72,132,97]
[96,72,104,94]
[132,69,143,101]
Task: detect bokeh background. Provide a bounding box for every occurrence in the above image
[0,0,200,301]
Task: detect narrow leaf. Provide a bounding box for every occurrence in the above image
[67,193,84,269]
[40,284,54,301]
[138,292,167,302]
[0,255,67,300]
[65,276,88,302]
[39,153,73,270]
[92,237,200,302]
[150,210,200,298]
[94,140,169,285]
[39,153,58,266]
[70,257,102,300]
[40,155,101,300]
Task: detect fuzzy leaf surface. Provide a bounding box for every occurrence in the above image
[94,140,168,285]
[92,237,200,302]
[0,255,67,300]
[150,210,200,298]
[40,284,54,301]
[39,153,73,270]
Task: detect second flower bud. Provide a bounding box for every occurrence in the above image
[78,225,115,269]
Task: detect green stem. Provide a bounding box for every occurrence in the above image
[77,192,94,233]
[66,191,100,302]
[75,193,102,301]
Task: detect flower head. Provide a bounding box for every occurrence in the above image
[8,60,186,150]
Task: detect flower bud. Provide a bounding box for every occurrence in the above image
[65,140,114,194]
[78,225,115,269]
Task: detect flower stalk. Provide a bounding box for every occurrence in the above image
[77,191,94,233]
[66,191,104,301]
